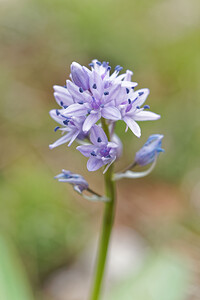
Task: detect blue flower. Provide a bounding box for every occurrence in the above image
[55,170,89,193]
[77,125,118,172]
[135,134,164,166]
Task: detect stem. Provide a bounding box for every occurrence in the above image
[89,119,116,300]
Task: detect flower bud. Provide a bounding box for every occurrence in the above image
[135,134,164,166]
[55,169,89,193]
[70,62,90,90]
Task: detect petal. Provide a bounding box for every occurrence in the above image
[87,157,104,171]
[70,62,89,90]
[90,124,108,145]
[82,112,101,132]
[101,106,121,120]
[62,103,88,117]
[132,88,150,107]
[76,144,97,157]
[89,70,104,99]
[66,80,91,102]
[123,116,141,137]
[54,92,74,107]
[49,109,66,125]
[49,132,73,149]
[134,111,161,121]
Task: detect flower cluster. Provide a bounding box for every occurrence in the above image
[50,59,161,172]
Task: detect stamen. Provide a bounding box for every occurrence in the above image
[63,85,67,88]
[89,63,94,68]
[105,154,111,158]
[54,126,60,132]
[60,101,64,106]
[96,61,101,66]
[104,91,109,95]
[93,83,97,89]
[136,106,140,109]
[144,105,150,109]
[79,87,83,93]
[78,101,84,105]
[63,119,69,125]
[128,99,131,104]
[63,105,68,109]
[100,104,104,108]
[87,109,91,114]
[115,65,123,72]
[126,88,129,94]
[91,151,97,156]
[138,91,144,96]
[97,137,102,143]
[107,66,111,71]
[102,61,107,67]
[56,109,60,116]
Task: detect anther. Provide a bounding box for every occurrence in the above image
[128,99,131,104]
[126,88,130,94]
[54,126,60,132]
[97,137,102,143]
[91,151,97,156]
[138,91,144,96]
[93,83,97,89]
[104,91,109,95]
[79,87,83,93]
[78,101,84,105]
[144,105,150,109]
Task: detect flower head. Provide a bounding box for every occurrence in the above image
[77,125,118,172]
[55,169,89,193]
[135,134,164,166]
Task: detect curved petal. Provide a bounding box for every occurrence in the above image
[49,132,73,149]
[90,125,108,145]
[123,116,141,137]
[76,144,97,157]
[101,106,121,120]
[82,112,101,132]
[87,157,104,171]
[134,111,160,121]
[62,103,88,117]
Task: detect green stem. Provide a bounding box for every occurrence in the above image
[89,119,116,300]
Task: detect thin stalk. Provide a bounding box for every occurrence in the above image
[89,119,116,300]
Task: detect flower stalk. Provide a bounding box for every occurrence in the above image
[90,119,116,300]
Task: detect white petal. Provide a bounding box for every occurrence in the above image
[62,103,88,117]
[123,116,141,137]
[82,112,101,132]
[101,106,121,120]
[49,133,73,149]
[134,111,160,121]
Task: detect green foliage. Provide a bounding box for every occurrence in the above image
[0,160,89,282]
[0,235,34,300]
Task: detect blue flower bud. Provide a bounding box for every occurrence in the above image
[135,134,164,166]
[55,170,89,193]
[70,62,89,90]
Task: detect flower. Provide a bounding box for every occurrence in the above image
[77,125,118,172]
[134,134,164,166]
[60,60,138,132]
[55,169,89,193]
[49,109,86,149]
[50,59,161,151]
[119,88,160,137]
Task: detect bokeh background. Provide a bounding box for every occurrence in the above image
[0,0,200,299]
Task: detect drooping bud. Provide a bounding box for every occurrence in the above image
[55,169,89,193]
[135,134,164,166]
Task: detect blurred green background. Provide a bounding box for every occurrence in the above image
[0,0,200,299]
